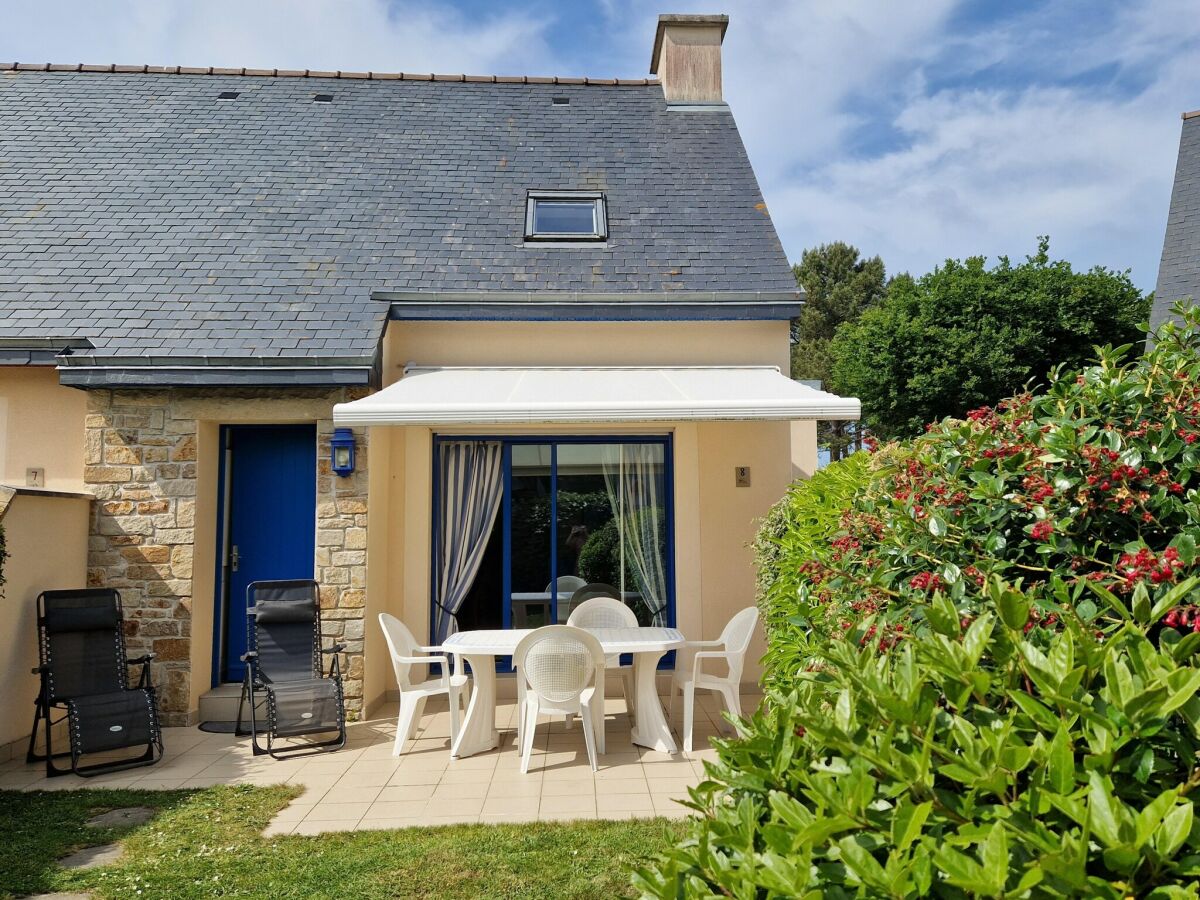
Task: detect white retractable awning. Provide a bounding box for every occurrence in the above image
[333,365,860,426]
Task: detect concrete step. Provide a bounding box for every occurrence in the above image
[198,683,263,723]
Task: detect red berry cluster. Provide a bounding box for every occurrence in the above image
[859,622,906,652]
[1022,472,1055,503]
[1116,546,1187,588]
[1030,520,1055,541]
[909,571,942,591]
[830,534,861,561]
[1162,605,1200,632]
[1022,609,1059,634]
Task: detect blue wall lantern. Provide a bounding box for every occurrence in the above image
[331,428,356,477]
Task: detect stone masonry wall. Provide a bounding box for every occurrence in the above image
[84,387,369,725]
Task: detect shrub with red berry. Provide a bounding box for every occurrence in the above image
[648,308,1200,899]
[756,303,1200,660]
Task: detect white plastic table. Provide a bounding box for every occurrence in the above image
[442,626,684,757]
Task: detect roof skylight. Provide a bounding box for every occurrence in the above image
[525,191,607,242]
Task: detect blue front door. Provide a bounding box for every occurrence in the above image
[220,425,316,682]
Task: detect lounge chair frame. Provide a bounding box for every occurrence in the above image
[236,579,347,759]
[26,588,164,778]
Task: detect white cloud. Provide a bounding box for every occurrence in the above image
[0,0,555,75]
[598,0,1197,288]
[709,0,1200,287]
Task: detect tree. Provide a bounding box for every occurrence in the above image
[830,237,1149,439]
[790,242,886,459]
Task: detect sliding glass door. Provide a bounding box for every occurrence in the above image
[432,436,674,642]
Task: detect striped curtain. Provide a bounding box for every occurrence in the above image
[434,441,503,643]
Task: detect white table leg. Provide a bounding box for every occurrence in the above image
[451,653,498,758]
[630,650,677,753]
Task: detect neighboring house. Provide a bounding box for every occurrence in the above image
[0,14,859,744]
[1151,108,1200,334]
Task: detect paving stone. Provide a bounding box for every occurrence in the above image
[57,842,125,870]
[85,806,157,828]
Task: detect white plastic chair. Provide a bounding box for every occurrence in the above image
[513,625,606,773]
[378,613,470,756]
[669,607,760,752]
[545,576,588,623]
[567,596,638,717]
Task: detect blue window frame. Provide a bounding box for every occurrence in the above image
[430,434,675,659]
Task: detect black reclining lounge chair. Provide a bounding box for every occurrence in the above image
[236,579,346,758]
[27,588,164,777]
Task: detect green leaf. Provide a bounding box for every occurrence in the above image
[963,614,994,667]
[926,592,961,638]
[1132,585,1152,624]
[891,799,933,852]
[837,836,888,889]
[1047,725,1075,794]
[1136,790,1178,848]
[1132,746,1154,785]
[928,515,947,537]
[1086,579,1132,622]
[996,589,1031,631]
[933,845,986,893]
[1150,577,1200,624]
[1155,802,1193,859]
[1088,772,1127,848]
[979,825,1010,896]
[834,689,854,732]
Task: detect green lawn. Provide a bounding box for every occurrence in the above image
[0,786,682,899]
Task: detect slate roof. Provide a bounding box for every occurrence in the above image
[0,67,796,385]
[1152,112,1200,334]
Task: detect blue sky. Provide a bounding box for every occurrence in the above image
[5,0,1199,290]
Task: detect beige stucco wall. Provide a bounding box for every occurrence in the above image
[385,320,792,375]
[0,489,91,755]
[360,319,805,711]
[0,368,87,491]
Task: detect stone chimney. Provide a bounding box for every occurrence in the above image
[649,13,729,103]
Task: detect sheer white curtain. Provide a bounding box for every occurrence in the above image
[602,444,669,626]
[434,441,503,643]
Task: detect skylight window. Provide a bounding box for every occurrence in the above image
[525,191,607,242]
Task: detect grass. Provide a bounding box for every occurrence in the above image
[0,786,684,899]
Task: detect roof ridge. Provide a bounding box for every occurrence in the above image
[1,62,659,86]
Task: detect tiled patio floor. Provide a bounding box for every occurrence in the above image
[0,691,749,835]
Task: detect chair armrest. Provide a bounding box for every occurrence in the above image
[680,639,724,650]
[321,644,347,654]
[393,654,449,667]
[240,651,258,662]
[692,649,734,677]
[128,653,156,665]
[30,665,47,675]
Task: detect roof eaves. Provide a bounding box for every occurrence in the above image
[58,366,375,389]
[377,289,803,322]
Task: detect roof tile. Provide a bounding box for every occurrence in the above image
[0,69,793,364]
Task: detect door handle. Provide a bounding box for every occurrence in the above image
[231,545,240,573]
